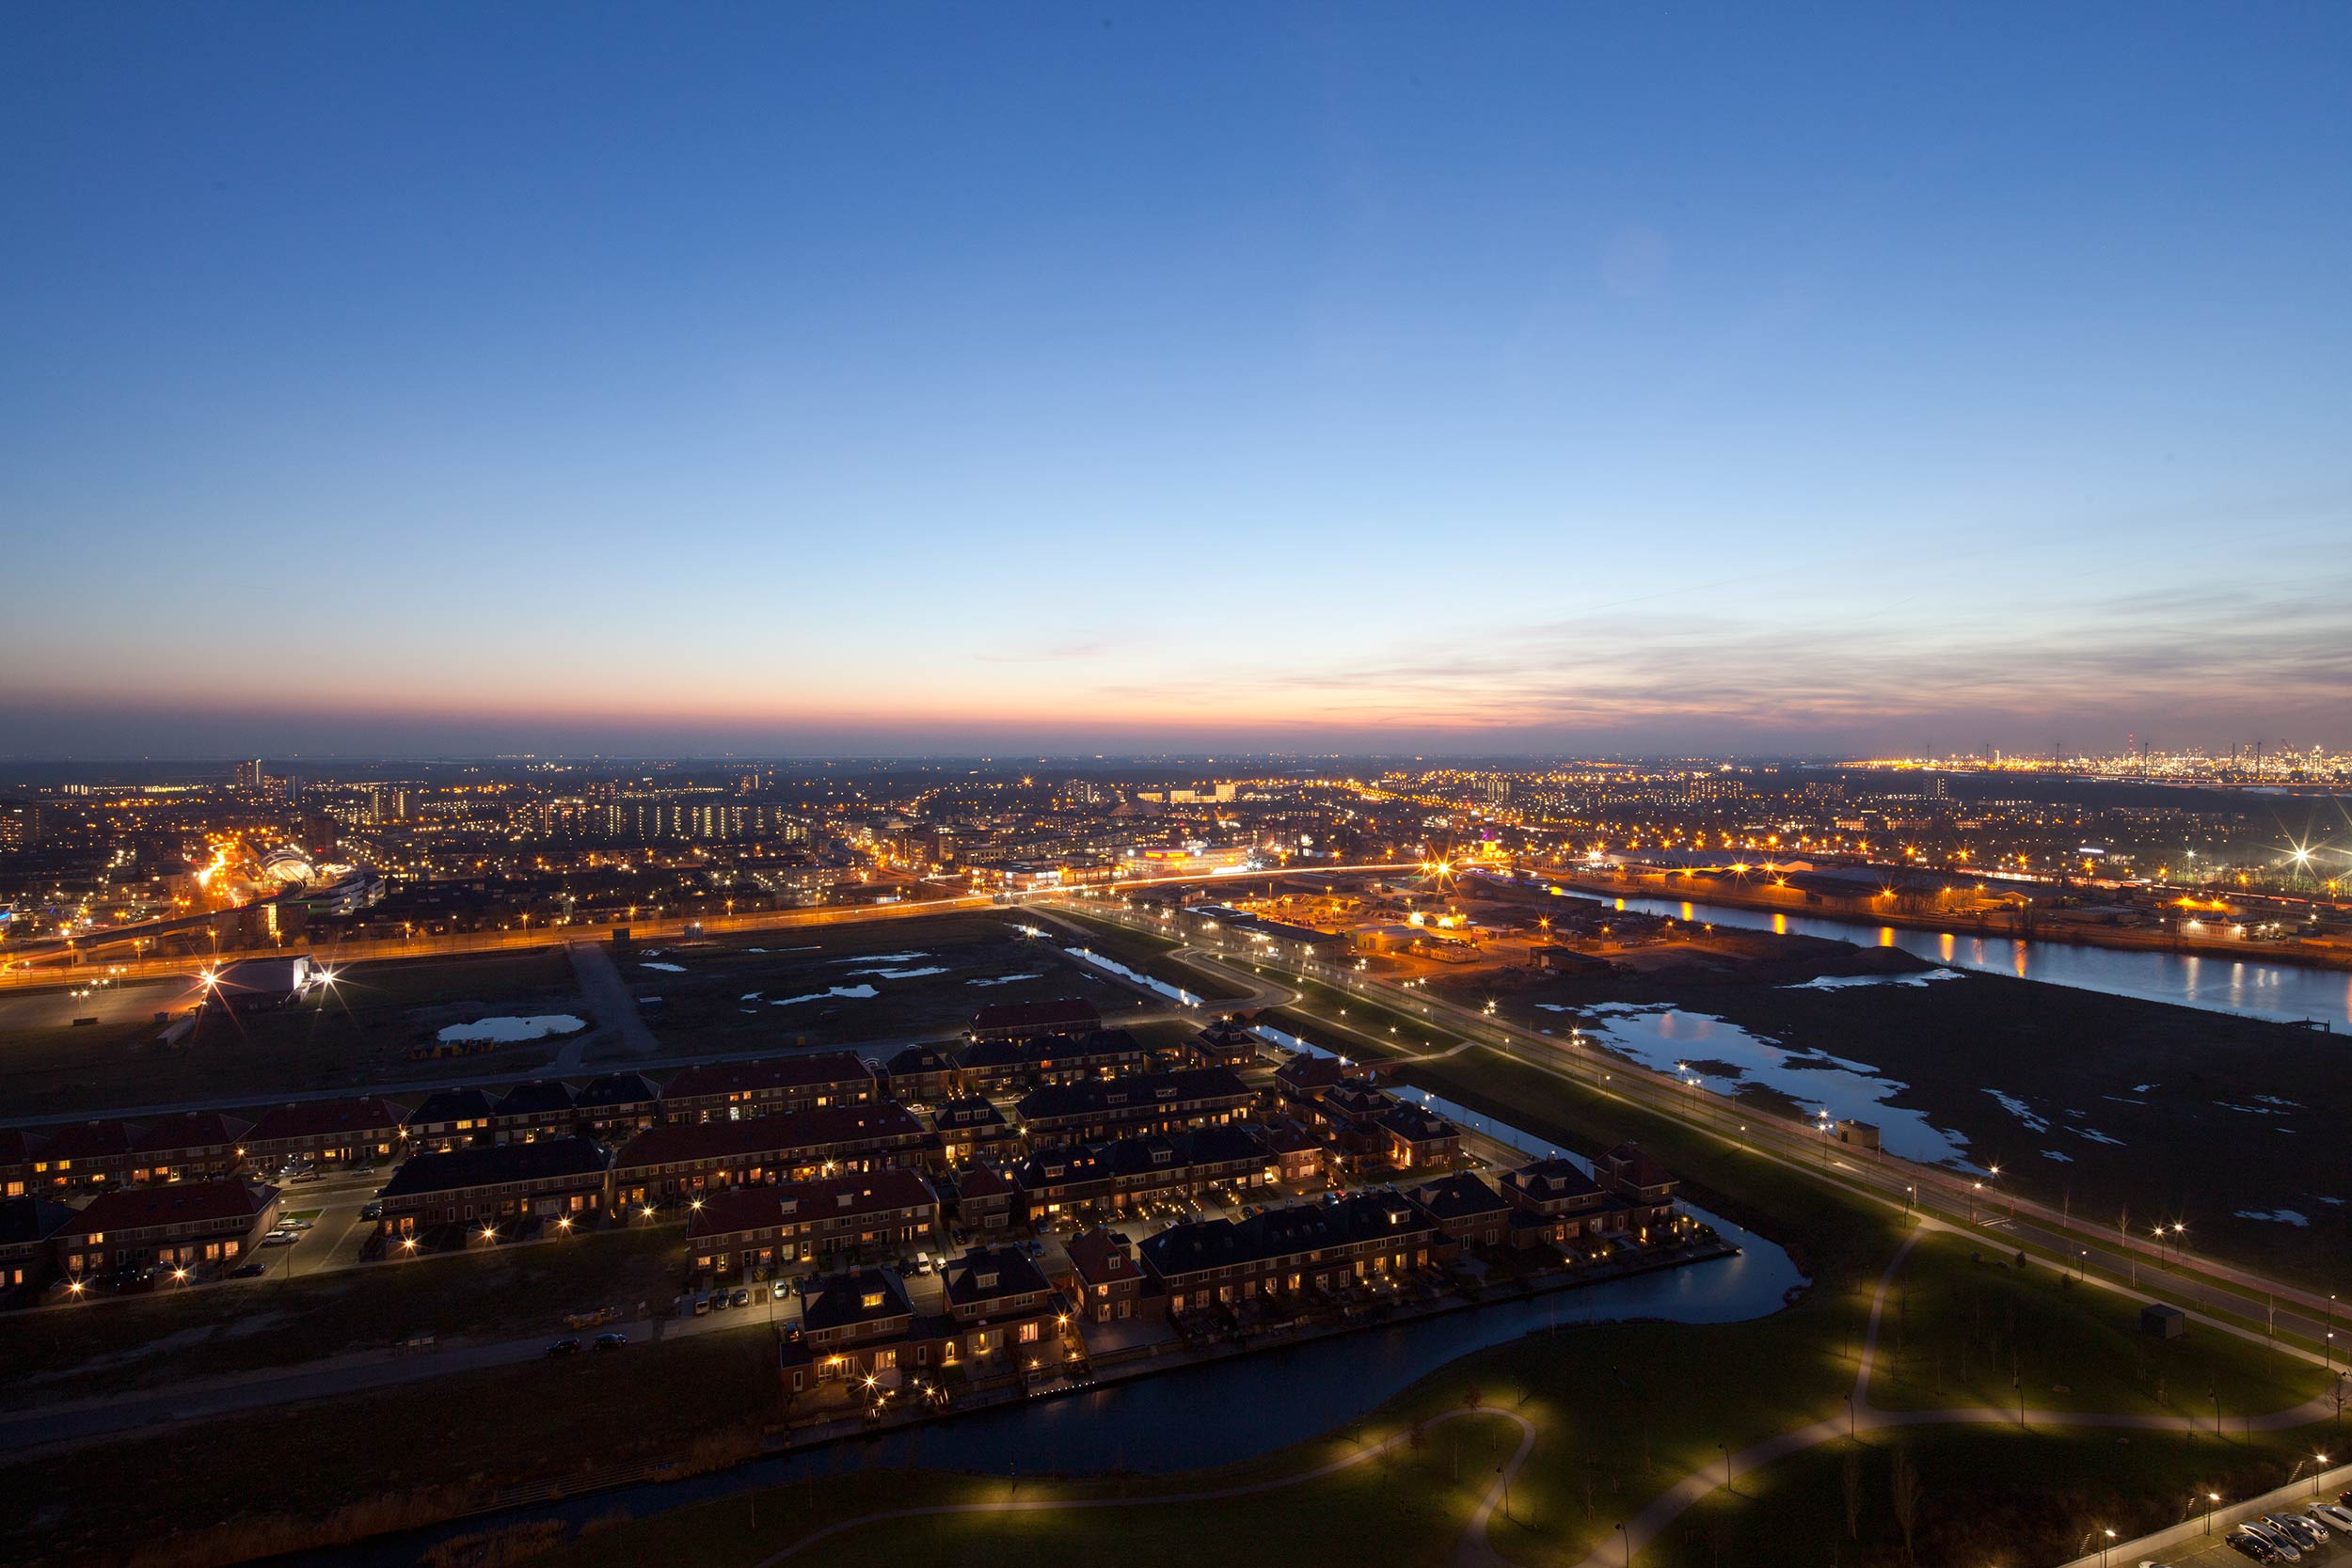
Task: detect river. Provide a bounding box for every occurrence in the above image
[1606,894,2352,1030]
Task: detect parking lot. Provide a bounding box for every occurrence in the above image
[2152,1495,2352,1566]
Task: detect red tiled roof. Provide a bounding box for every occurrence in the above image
[129,1112,255,1155]
[972,997,1100,1032]
[614,1104,923,1171]
[245,1097,405,1143]
[56,1180,274,1236]
[37,1121,131,1160]
[1063,1227,1135,1285]
[661,1052,875,1101]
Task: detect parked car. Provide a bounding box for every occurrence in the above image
[2243,1521,2302,1561]
[730,1288,751,1308]
[230,1262,266,1278]
[280,1217,314,1230]
[292,1169,326,1184]
[593,1333,628,1351]
[353,1166,376,1178]
[691,1293,711,1316]
[2227,1530,2279,1561]
[2265,1513,2324,1547]
[260,1230,297,1247]
[2313,1503,2352,1532]
[545,1338,582,1357]
[360,1202,383,1221]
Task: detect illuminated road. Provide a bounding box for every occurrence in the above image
[1055,898,2352,1377]
[0,864,1422,995]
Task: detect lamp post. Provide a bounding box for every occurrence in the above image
[2203,1492,2220,1534]
[1616,1523,1630,1566]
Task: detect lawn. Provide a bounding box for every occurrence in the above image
[1864,1229,2331,1420]
[1032,907,1254,1001]
[0,949,578,1117]
[2,1221,688,1409]
[1,1327,782,1568]
[617,915,1159,1054]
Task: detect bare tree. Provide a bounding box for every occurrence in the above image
[1890,1444,1924,1562]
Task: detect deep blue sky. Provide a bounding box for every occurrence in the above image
[3,4,2347,757]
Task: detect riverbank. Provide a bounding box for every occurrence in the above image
[1552,872,2352,975]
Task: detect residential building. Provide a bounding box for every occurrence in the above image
[660,1052,877,1123]
[1059,1227,1149,1325]
[404,1088,497,1153]
[1138,1191,1440,1315]
[1014,1067,1253,1143]
[940,1244,1065,1374]
[53,1180,281,1277]
[489,1082,578,1144]
[970,997,1100,1039]
[573,1072,662,1138]
[1403,1171,1510,1251]
[126,1112,254,1184]
[779,1268,916,1394]
[611,1104,928,1205]
[376,1137,612,1239]
[243,1096,405,1166]
[686,1168,940,1278]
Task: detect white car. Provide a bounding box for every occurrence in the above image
[2312,1504,2352,1532]
[260,1230,297,1247]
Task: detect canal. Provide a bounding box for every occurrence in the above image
[1607,894,2352,1030]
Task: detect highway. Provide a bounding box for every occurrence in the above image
[1049,896,2352,1383]
[0,863,1425,994]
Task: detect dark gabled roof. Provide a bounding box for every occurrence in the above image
[1256,1119,1323,1155]
[661,1052,875,1101]
[1502,1158,1602,1203]
[1014,1067,1250,1124]
[1274,1054,1348,1092]
[798,1268,912,1333]
[930,1097,1007,1131]
[405,1088,496,1128]
[127,1111,254,1155]
[972,997,1100,1033]
[491,1081,576,1118]
[573,1072,660,1110]
[0,1195,75,1246]
[944,1245,1050,1307]
[882,1044,958,1076]
[612,1104,923,1170]
[1607,1142,1677,1190]
[1138,1191,1435,1279]
[1015,1143,1106,1189]
[1184,1122,1266,1165]
[1322,1083,1394,1117]
[244,1096,405,1143]
[0,1127,34,1165]
[1375,1104,1459,1144]
[55,1180,276,1237]
[1406,1171,1508,1222]
[379,1137,611,1198]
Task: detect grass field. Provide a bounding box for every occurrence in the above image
[1030,908,1255,1001]
[3,1328,781,1568]
[1,1221,687,1410]
[1436,955,2352,1293]
[617,915,1161,1054]
[0,950,579,1117]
